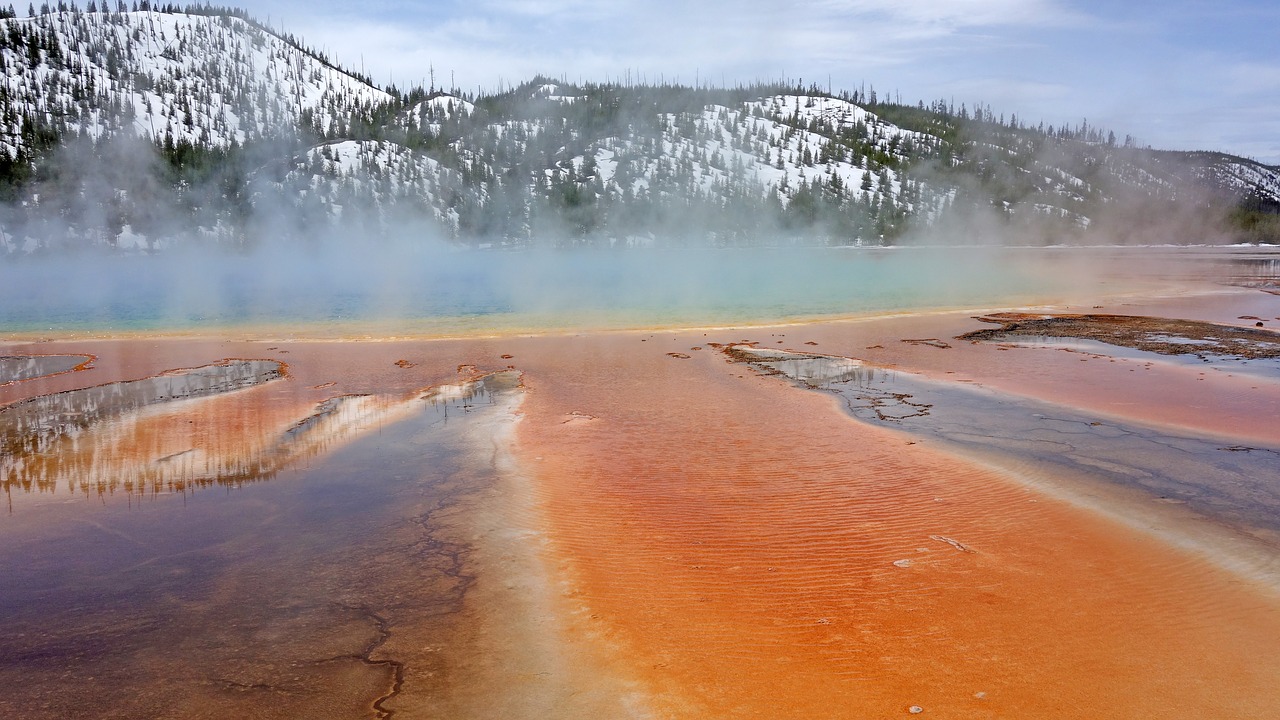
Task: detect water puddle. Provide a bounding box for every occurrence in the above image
[2,359,289,499]
[1,359,284,456]
[730,345,1280,553]
[0,354,94,384]
[1222,254,1280,291]
[988,335,1280,377]
[0,371,527,718]
[5,390,413,504]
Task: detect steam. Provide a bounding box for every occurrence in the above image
[892,117,1242,249]
[0,237,1131,336]
[0,75,1265,337]
[0,133,1251,337]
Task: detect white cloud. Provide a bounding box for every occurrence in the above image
[1226,61,1280,96]
[817,0,1084,28]
[477,0,600,17]
[289,0,1085,91]
[264,0,1278,162]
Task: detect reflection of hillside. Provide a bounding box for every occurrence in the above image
[2,359,284,496]
[0,355,94,385]
[1,359,283,457]
[1,370,512,501]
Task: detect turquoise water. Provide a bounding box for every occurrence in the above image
[2,245,1274,334]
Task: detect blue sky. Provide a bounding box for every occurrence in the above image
[246,0,1280,163]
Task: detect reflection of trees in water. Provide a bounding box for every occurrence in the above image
[2,359,284,457]
[1226,257,1280,286]
[2,359,284,495]
[724,344,885,387]
[1,368,509,500]
[0,354,95,384]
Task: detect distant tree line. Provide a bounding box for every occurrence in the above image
[0,4,1275,253]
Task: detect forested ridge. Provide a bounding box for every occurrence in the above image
[1,3,1277,253]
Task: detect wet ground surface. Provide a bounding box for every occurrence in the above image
[0,371,520,719]
[962,313,1280,360]
[0,354,93,384]
[514,326,1280,718]
[2,359,285,488]
[3,287,1280,718]
[732,344,1280,548]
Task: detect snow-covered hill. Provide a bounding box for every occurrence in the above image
[279,139,464,230]
[0,8,390,158]
[0,7,1276,252]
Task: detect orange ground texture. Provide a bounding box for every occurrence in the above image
[511,318,1280,719]
[3,288,1280,718]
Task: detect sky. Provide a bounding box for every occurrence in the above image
[244,0,1280,164]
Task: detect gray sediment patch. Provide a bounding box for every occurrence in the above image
[961,313,1280,362]
[726,344,1280,587]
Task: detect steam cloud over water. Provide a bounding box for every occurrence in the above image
[0,128,1268,336]
[0,241,1125,334]
[0,8,1273,336]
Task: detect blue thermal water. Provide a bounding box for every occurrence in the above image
[2,245,1275,334]
[0,247,1083,333]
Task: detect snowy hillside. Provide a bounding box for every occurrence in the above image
[0,7,1277,252]
[1190,154,1280,200]
[280,139,464,229]
[0,8,391,157]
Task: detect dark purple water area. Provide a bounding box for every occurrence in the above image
[0,372,519,719]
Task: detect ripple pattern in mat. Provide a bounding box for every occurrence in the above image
[516,341,1280,719]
